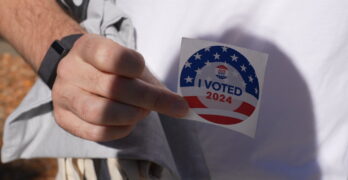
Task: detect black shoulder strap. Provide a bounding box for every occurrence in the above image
[56,0,90,23]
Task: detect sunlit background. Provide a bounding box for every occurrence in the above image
[0,38,57,179]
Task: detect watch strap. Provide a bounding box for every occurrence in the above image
[38,34,83,89]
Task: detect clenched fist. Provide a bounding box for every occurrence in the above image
[51,34,188,142]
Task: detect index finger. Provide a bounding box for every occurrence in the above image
[82,73,189,118]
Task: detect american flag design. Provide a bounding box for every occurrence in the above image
[180,46,259,125]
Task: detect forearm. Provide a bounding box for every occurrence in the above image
[0,0,85,71]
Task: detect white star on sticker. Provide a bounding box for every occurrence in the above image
[222,47,228,52]
[185,76,193,83]
[213,53,220,59]
[248,76,254,82]
[204,47,210,51]
[194,53,201,60]
[205,61,211,66]
[255,88,258,94]
[240,64,247,72]
[231,54,238,62]
[184,61,191,68]
[195,68,202,75]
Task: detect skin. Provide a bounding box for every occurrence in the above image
[0,0,189,142]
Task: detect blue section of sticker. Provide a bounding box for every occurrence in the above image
[180,46,259,99]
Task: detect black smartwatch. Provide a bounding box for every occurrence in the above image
[38,34,83,89]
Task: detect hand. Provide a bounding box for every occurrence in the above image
[52,34,188,142]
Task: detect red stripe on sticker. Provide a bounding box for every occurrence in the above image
[199,114,243,125]
[234,102,255,116]
[184,96,207,108]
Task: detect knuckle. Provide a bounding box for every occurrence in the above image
[88,71,105,93]
[93,42,114,67]
[56,58,70,79]
[70,94,93,123]
[97,74,121,96]
[79,98,99,123]
[88,37,145,77]
[111,75,125,94]
[86,68,101,82]
[97,102,147,126]
[52,81,70,107]
[80,97,119,126]
[71,94,82,114]
[51,108,72,136]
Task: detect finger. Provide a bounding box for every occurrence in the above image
[73,34,145,78]
[84,73,188,118]
[54,80,149,126]
[53,107,135,142]
[57,61,188,118]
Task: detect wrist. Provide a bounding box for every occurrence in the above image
[0,0,86,71]
[38,33,84,89]
[31,25,86,72]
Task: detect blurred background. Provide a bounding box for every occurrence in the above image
[0,38,57,179]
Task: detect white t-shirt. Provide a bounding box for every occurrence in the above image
[117,0,348,179]
[2,0,347,179]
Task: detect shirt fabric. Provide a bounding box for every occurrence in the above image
[2,0,348,179]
